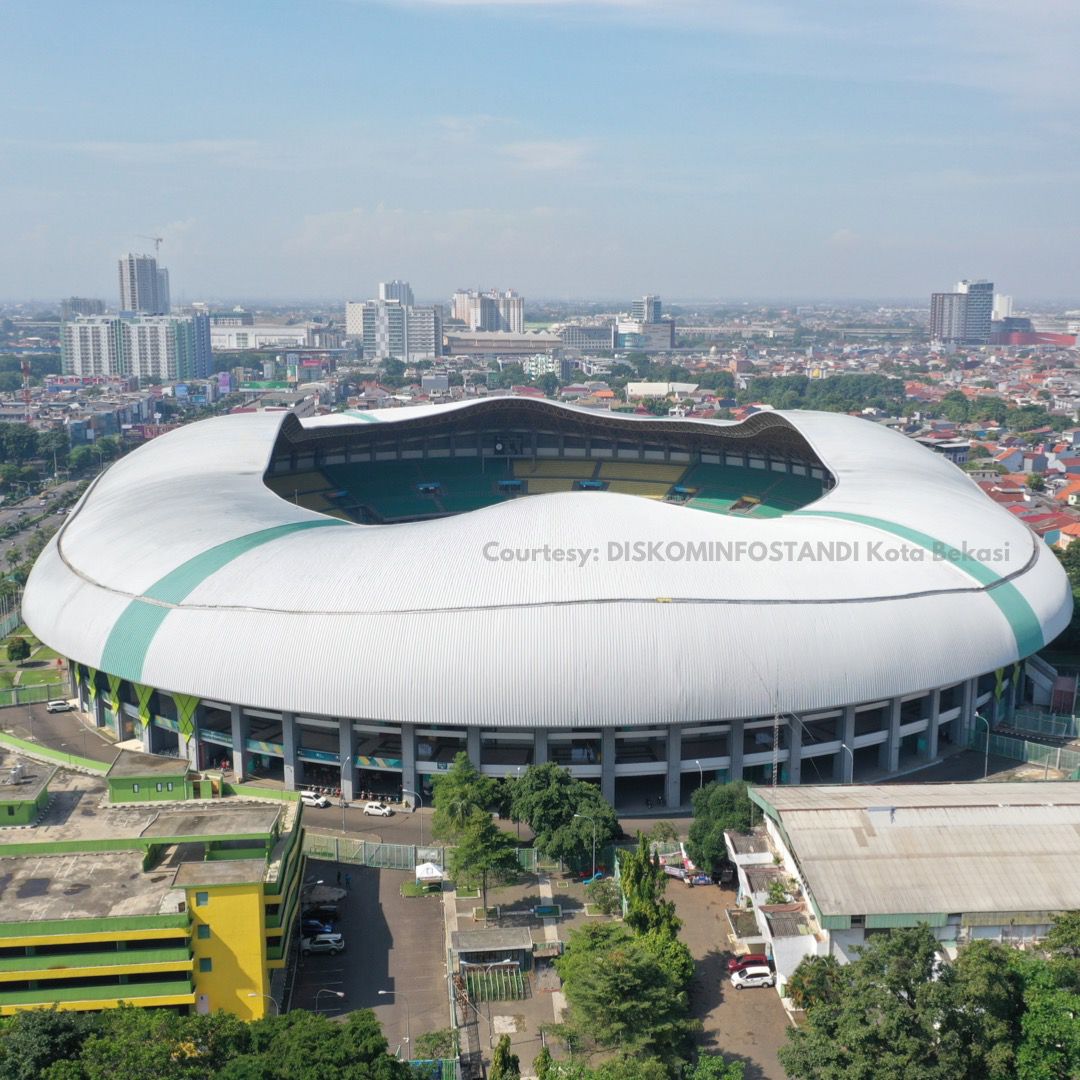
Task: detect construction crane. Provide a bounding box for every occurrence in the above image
[137,234,164,255]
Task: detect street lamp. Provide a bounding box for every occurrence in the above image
[840,743,854,785]
[315,988,345,1015]
[402,788,423,848]
[694,759,703,788]
[976,713,991,779]
[377,989,410,1051]
[248,991,280,1016]
[573,812,597,879]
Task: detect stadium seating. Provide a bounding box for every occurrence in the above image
[604,480,675,499]
[597,462,687,483]
[513,459,599,479]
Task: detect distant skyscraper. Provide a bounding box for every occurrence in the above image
[378,280,414,306]
[929,279,993,344]
[451,288,524,332]
[60,297,105,319]
[631,295,662,324]
[993,293,1013,321]
[118,253,170,314]
[345,298,441,362]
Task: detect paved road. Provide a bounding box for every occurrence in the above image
[0,702,120,765]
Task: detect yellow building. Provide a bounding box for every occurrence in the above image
[0,750,304,1019]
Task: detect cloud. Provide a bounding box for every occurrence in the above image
[499,139,591,171]
[63,139,262,166]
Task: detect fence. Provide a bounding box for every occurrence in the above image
[0,682,68,708]
[967,728,1080,775]
[1011,708,1080,741]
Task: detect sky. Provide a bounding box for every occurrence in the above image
[2,0,1079,303]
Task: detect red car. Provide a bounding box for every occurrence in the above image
[727,953,771,973]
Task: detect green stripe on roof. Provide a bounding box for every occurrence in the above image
[345,410,381,422]
[793,509,1044,656]
[100,520,345,683]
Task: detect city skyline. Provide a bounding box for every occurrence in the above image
[2,0,1079,301]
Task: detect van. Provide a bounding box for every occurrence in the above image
[45,700,73,713]
[730,965,776,990]
[300,791,330,808]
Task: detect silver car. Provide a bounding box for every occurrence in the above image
[301,932,344,956]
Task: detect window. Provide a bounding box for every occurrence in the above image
[6,807,13,816]
[156,782,163,792]
[195,892,209,907]
[132,783,140,794]
[197,925,211,940]
[850,915,866,928]
[199,958,212,973]
[166,782,174,792]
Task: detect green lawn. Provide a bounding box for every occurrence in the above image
[16,669,66,687]
[32,645,61,662]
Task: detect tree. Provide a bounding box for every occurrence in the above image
[447,812,520,913]
[1028,474,1046,493]
[6,637,30,666]
[413,1029,457,1060]
[585,876,622,916]
[785,955,842,1010]
[510,763,619,870]
[686,1056,746,1080]
[686,781,752,870]
[0,1008,90,1080]
[619,833,680,937]
[489,1034,520,1080]
[431,751,498,841]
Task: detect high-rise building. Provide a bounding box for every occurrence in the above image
[118,253,171,314]
[993,293,1014,321]
[60,297,105,320]
[929,279,994,344]
[345,298,441,362]
[61,314,211,380]
[378,280,414,306]
[451,288,524,333]
[631,295,662,324]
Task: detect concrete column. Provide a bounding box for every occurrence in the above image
[68,665,78,699]
[183,705,201,771]
[399,721,416,800]
[533,729,548,766]
[921,689,940,761]
[961,678,976,742]
[727,719,744,782]
[140,715,153,754]
[230,705,250,779]
[834,706,855,782]
[339,718,355,802]
[786,716,802,785]
[665,726,682,808]
[76,672,86,714]
[600,728,615,804]
[878,698,901,774]
[92,694,105,730]
[1006,670,1018,722]
[466,727,482,771]
[281,711,297,790]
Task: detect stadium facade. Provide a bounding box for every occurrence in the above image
[23,400,1072,807]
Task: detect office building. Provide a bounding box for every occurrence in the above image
[60,297,105,320]
[118,253,171,314]
[378,280,414,306]
[345,299,442,362]
[555,324,616,351]
[929,279,994,345]
[451,289,525,333]
[631,295,662,324]
[993,293,1014,321]
[61,314,212,380]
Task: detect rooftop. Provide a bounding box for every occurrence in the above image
[173,859,268,887]
[755,782,1080,918]
[451,927,534,953]
[106,749,189,780]
[0,752,55,806]
[140,805,280,840]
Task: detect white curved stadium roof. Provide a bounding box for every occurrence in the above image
[23,402,1072,727]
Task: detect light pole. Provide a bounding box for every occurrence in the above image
[976,713,991,779]
[840,743,854,785]
[247,991,280,1016]
[315,988,345,1015]
[402,788,423,848]
[377,989,410,1052]
[694,759,703,788]
[513,765,522,838]
[573,813,597,879]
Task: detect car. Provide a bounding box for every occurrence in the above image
[727,953,771,973]
[685,872,712,887]
[301,932,344,956]
[363,801,393,816]
[730,965,776,990]
[300,791,331,808]
[301,917,335,936]
[45,700,73,713]
[303,903,340,922]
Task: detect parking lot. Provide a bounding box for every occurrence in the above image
[292,859,448,1053]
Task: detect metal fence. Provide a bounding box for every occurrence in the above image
[0,682,67,708]
[1011,709,1080,740]
[302,831,447,870]
[968,728,1080,775]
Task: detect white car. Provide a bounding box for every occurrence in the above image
[730,965,776,990]
[299,791,331,808]
[363,801,393,817]
[301,932,344,956]
[45,700,73,713]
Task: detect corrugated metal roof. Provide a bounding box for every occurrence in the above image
[758,781,1080,916]
[21,404,1072,727]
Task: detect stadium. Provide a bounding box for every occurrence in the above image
[23,399,1073,808]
